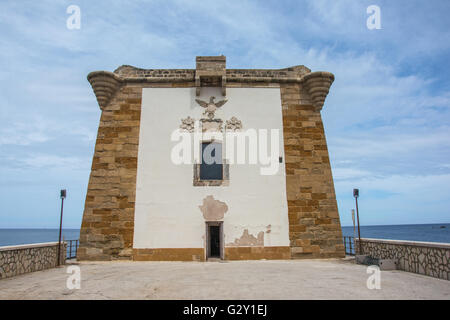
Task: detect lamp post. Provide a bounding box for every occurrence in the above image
[351,209,356,240]
[57,189,66,266]
[353,188,362,254]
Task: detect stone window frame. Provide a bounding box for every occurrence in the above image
[193,139,229,187]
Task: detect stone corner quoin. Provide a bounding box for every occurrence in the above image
[78,55,344,261]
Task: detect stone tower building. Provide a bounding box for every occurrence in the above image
[78,56,344,261]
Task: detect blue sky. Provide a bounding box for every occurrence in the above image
[0,0,449,228]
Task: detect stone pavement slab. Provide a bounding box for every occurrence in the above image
[0,259,448,300]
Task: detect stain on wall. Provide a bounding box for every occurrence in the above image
[227,229,264,247]
[199,195,228,221]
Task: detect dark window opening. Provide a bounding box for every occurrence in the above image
[200,142,223,180]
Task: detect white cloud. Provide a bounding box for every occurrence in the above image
[0,119,51,146]
[18,154,88,170]
[333,168,373,180]
[0,117,96,146]
[336,172,450,225]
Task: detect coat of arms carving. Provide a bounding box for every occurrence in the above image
[180,116,195,132]
[225,117,243,131]
[195,96,228,119]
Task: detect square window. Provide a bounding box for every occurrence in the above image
[193,141,229,186]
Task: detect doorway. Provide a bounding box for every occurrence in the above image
[206,222,223,260]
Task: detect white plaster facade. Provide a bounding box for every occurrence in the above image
[133,87,290,252]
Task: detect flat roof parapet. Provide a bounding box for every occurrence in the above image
[112,67,311,81]
[88,55,334,110]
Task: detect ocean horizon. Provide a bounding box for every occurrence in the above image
[0,228,80,247]
[341,223,450,244]
[0,223,449,247]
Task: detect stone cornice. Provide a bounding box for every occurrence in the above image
[302,71,335,111]
[87,71,123,110]
[87,56,334,111]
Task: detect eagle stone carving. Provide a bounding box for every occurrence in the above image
[195,96,228,119]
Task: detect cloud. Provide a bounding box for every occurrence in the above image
[0,116,96,146]
[0,119,51,146]
[18,154,89,170]
[336,172,450,226]
[333,168,373,181]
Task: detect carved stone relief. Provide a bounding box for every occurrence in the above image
[180,116,195,132]
[225,117,243,131]
[181,96,243,134]
[195,96,228,120]
[200,118,223,132]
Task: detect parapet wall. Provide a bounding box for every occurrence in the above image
[356,238,450,280]
[0,242,67,279]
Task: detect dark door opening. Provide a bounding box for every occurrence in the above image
[206,222,223,259]
[209,226,220,257]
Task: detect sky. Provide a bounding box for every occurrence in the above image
[0,0,449,228]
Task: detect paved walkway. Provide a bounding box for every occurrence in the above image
[0,258,449,299]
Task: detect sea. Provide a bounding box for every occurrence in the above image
[0,224,449,247]
[341,223,450,243]
[0,229,80,247]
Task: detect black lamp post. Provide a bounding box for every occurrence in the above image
[353,188,362,254]
[57,189,66,266]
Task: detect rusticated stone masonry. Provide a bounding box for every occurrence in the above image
[0,242,66,279]
[77,84,142,260]
[280,81,345,259]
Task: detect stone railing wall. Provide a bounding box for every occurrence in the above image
[0,242,67,279]
[356,238,449,280]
